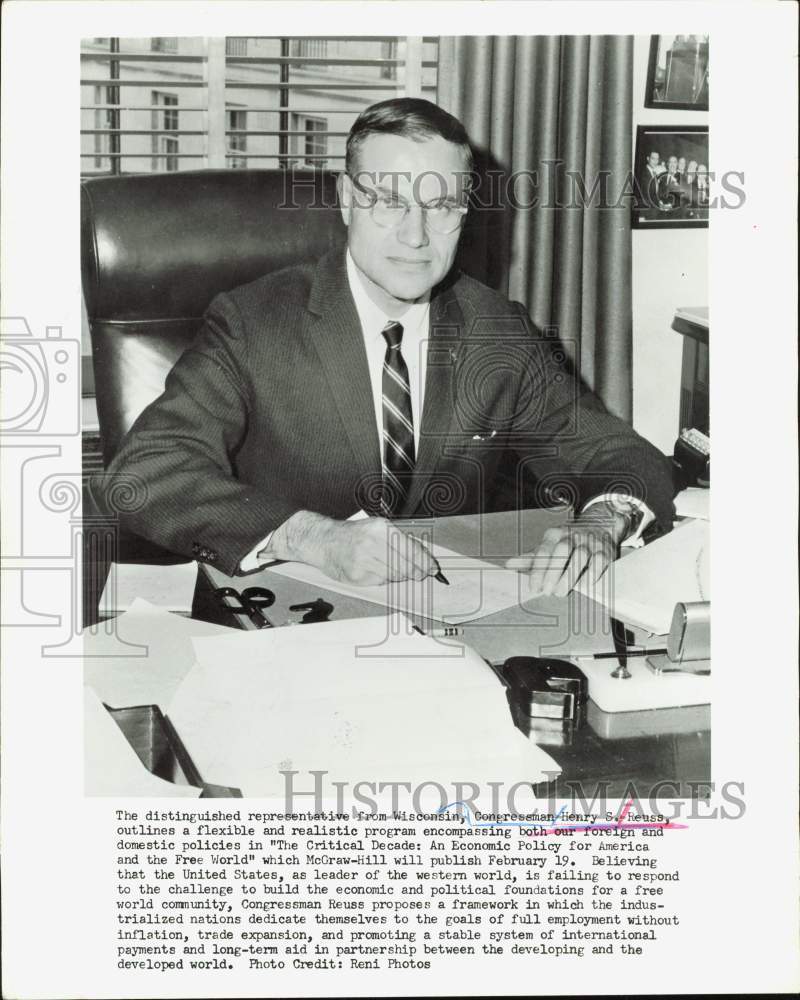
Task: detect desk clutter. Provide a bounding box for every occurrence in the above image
[169,616,560,800]
[87,503,711,795]
[85,601,560,799]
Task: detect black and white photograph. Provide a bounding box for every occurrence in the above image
[1,4,798,1000]
[633,125,710,228]
[79,34,710,800]
[645,34,709,110]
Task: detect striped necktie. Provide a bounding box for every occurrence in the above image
[380,320,415,516]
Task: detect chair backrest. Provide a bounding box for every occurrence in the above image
[81,168,342,464]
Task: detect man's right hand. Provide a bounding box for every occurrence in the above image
[259,510,439,587]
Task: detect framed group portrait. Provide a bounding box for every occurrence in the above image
[632,124,710,230]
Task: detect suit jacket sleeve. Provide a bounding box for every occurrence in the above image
[508,302,676,532]
[88,293,300,577]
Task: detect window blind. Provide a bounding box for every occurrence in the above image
[80,36,439,176]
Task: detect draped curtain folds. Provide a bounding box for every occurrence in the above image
[437,35,634,420]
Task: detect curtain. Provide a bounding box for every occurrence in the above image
[437,35,634,421]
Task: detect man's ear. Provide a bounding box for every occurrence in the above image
[337,172,352,227]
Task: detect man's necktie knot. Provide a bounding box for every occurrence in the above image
[381,320,404,351]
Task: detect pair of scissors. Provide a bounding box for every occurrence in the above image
[213,586,275,629]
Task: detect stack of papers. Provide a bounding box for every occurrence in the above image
[84,597,232,710]
[167,615,560,802]
[84,601,558,802]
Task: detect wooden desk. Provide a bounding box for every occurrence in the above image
[195,510,710,797]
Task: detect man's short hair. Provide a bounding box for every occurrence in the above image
[345,97,474,177]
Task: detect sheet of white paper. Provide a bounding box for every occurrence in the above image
[83,687,201,797]
[167,616,560,798]
[268,544,531,624]
[578,519,710,635]
[83,597,232,710]
[99,561,198,614]
[674,487,710,520]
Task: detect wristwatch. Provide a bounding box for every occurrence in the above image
[581,494,651,548]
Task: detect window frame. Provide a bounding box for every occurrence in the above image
[81,36,437,175]
[150,91,180,171]
[226,104,248,168]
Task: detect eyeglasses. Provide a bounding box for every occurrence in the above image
[349,175,469,235]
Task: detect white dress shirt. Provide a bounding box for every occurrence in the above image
[344,249,431,454]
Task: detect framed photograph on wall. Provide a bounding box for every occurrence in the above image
[645,35,709,110]
[632,125,709,230]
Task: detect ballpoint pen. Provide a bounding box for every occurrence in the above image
[592,647,666,660]
[406,531,449,584]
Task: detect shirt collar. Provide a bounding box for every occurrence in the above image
[346,249,430,341]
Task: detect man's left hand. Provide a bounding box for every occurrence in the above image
[504,501,630,598]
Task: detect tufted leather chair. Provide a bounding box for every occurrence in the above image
[81,168,343,468]
[81,169,343,573]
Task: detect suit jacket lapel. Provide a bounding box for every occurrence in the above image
[306,249,382,499]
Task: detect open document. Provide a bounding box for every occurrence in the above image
[268,543,532,624]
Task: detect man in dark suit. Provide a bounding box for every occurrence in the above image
[636,150,664,207]
[92,98,674,598]
[657,155,682,210]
